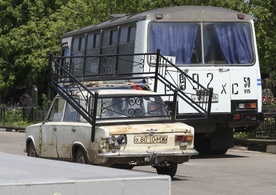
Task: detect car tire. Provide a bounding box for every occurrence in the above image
[27,142,37,157]
[156,164,177,178]
[75,149,87,164]
[111,164,134,170]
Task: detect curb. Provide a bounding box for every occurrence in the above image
[234,138,276,154]
[0,126,25,132]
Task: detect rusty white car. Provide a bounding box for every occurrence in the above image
[25,89,198,178]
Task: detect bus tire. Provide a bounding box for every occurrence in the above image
[212,148,228,155]
[195,138,212,155]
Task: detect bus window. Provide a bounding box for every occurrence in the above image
[86,33,101,75]
[72,36,85,76]
[87,33,101,49]
[72,37,79,52]
[149,22,201,65]
[111,30,118,45]
[129,26,136,42]
[203,23,253,65]
[149,22,254,65]
[102,30,117,74]
[62,46,69,57]
[60,44,70,75]
[103,30,110,47]
[119,26,136,44]
[203,24,225,64]
[87,33,94,50]
[117,26,136,74]
[119,27,128,44]
[94,33,101,48]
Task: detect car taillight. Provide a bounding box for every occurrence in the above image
[175,135,193,142]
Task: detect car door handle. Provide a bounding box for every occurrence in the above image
[71,128,76,132]
[53,127,57,131]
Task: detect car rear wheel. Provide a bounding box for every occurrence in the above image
[27,142,37,157]
[156,164,177,178]
[75,149,87,164]
[111,164,134,170]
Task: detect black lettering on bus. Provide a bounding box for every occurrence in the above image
[221,83,227,94]
[192,73,199,89]
[232,83,238,95]
[179,73,186,90]
[244,77,250,88]
[207,73,213,89]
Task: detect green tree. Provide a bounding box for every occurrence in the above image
[0,0,67,102]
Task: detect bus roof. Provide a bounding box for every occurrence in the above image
[63,6,253,38]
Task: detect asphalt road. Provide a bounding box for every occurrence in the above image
[1,131,276,195]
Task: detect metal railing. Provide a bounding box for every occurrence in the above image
[0,106,47,123]
[49,51,214,141]
[255,112,276,138]
[50,51,213,119]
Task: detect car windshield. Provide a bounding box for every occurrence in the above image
[96,96,168,118]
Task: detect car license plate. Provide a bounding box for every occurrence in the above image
[134,135,168,144]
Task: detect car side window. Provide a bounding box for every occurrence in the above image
[63,101,80,122]
[47,98,66,122]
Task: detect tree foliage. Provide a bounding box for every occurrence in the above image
[0,0,275,104]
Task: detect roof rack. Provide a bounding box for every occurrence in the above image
[49,51,213,141]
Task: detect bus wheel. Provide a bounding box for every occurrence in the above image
[75,149,87,164]
[27,142,37,157]
[156,164,177,178]
[195,138,212,155]
[212,148,228,155]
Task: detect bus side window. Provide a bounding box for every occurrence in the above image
[72,36,85,76]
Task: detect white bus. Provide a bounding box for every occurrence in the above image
[59,6,263,154]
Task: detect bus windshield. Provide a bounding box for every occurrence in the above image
[149,22,254,65]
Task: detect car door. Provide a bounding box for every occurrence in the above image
[55,101,80,159]
[40,98,66,158]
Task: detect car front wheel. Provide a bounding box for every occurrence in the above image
[75,149,87,164]
[27,142,37,157]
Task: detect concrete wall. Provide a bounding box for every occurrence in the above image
[0,153,171,195]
